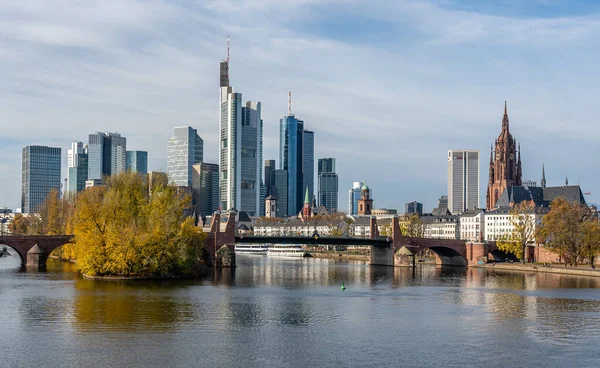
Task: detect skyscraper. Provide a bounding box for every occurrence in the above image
[303,129,314,207]
[218,38,262,216]
[448,149,479,214]
[87,132,126,180]
[405,201,423,215]
[318,158,338,213]
[270,169,288,218]
[68,144,88,194]
[126,151,148,174]
[264,159,276,195]
[167,126,203,187]
[348,181,364,215]
[486,102,522,210]
[21,145,61,214]
[192,163,219,217]
[280,114,304,216]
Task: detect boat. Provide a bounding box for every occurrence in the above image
[235,244,269,255]
[267,244,309,258]
[0,246,10,257]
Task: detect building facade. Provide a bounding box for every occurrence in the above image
[460,209,485,242]
[280,114,305,216]
[87,132,126,180]
[405,201,423,215]
[218,48,262,216]
[68,148,88,193]
[422,215,460,240]
[21,146,61,214]
[192,163,219,218]
[270,169,288,218]
[357,183,373,216]
[486,102,522,210]
[448,149,479,214]
[303,129,315,205]
[484,207,544,242]
[348,181,364,215]
[264,159,275,196]
[167,126,203,187]
[126,150,148,174]
[318,158,338,213]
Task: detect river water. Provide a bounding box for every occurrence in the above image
[2,251,600,368]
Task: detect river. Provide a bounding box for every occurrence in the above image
[1,250,600,367]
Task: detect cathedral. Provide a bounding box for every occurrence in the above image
[486,102,523,210]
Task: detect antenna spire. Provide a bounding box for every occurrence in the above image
[227,34,230,63]
[288,91,292,115]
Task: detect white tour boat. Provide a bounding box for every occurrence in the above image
[267,244,309,258]
[235,244,269,255]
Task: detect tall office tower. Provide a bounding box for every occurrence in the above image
[126,151,148,174]
[87,132,127,180]
[280,113,304,216]
[448,149,480,214]
[486,102,522,210]
[405,201,423,215]
[192,163,219,217]
[110,133,127,175]
[303,129,314,208]
[270,169,288,218]
[167,126,203,187]
[218,38,262,216]
[67,141,84,168]
[264,159,276,195]
[21,146,61,214]
[348,181,364,215]
[318,158,338,212]
[68,145,88,193]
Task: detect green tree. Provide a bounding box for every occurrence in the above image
[400,214,425,237]
[496,202,540,262]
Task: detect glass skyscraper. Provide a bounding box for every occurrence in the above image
[270,169,288,218]
[303,130,315,208]
[68,149,88,194]
[218,51,262,216]
[447,149,479,214]
[126,150,148,174]
[87,132,126,180]
[21,145,61,214]
[192,163,219,217]
[348,181,364,215]
[167,126,203,187]
[318,158,338,213]
[280,115,304,216]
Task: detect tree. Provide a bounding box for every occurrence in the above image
[400,214,425,237]
[8,213,32,235]
[496,202,540,262]
[540,197,600,266]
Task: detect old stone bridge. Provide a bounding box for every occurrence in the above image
[1,213,503,270]
[0,235,73,269]
[206,212,499,267]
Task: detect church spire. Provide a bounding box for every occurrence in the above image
[541,164,546,188]
[565,175,569,186]
[502,100,509,131]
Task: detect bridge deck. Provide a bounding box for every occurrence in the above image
[235,236,391,248]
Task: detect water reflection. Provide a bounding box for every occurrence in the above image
[3,254,600,367]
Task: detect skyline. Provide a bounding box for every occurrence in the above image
[2,0,600,212]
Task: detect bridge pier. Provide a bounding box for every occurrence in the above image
[203,211,236,268]
[26,244,47,271]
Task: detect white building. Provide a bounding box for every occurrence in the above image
[218,42,262,216]
[484,207,545,242]
[460,209,485,242]
[447,149,479,214]
[348,181,364,215]
[423,215,460,239]
[167,126,203,187]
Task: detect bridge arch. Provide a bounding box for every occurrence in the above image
[427,246,467,267]
[0,243,26,265]
[0,236,73,268]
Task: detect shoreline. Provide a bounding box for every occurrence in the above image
[473,263,600,277]
[308,252,369,262]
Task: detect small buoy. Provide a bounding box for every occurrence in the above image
[341,282,346,291]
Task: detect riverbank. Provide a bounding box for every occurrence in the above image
[474,263,600,277]
[309,251,369,262]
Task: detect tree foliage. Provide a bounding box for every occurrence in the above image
[539,197,600,266]
[73,172,206,277]
[496,202,539,260]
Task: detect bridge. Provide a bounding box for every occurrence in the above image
[0,212,499,270]
[206,212,497,267]
[0,235,73,269]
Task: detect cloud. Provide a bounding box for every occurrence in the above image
[1,0,600,212]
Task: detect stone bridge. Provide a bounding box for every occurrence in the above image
[0,235,73,269]
[207,212,497,267]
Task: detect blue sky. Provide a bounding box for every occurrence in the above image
[2,0,600,211]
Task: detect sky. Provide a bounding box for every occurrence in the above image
[2,0,600,212]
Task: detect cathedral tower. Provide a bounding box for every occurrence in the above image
[486,102,522,210]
